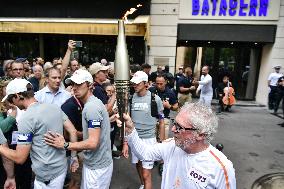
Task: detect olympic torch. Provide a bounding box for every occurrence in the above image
[114,19,130,139]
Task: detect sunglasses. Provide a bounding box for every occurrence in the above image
[173,121,198,133]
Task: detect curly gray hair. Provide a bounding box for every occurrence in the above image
[179,102,218,142]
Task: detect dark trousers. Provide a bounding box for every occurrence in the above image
[110,122,118,150]
[274,91,284,114]
[15,157,32,189]
[269,86,278,109]
[218,96,231,112]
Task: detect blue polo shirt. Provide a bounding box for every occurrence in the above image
[149,86,177,118]
[178,75,193,94]
[28,77,40,92]
[92,82,108,105]
[61,96,83,132]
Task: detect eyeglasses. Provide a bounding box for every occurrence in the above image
[12,68,24,72]
[173,121,197,133]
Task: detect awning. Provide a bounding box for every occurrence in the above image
[178,24,276,43]
[0,17,147,36]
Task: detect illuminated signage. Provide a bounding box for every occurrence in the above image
[192,0,269,17]
[179,0,280,20]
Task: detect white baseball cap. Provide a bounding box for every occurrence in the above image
[89,62,109,75]
[2,78,31,102]
[130,71,148,84]
[65,69,93,85]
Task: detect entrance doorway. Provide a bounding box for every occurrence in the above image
[176,43,262,100]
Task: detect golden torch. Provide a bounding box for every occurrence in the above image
[114,19,130,139]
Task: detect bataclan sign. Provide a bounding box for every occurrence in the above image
[179,0,280,20]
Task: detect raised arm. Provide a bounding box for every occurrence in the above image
[61,40,76,80]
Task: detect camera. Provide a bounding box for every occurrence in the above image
[75,41,83,48]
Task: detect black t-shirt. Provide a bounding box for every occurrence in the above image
[61,96,83,132]
[178,75,193,94]
[149,86,177,118]
[92,82,108,105]
[217,82,227,96]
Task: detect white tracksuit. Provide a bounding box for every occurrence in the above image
[197,74,213,106]
[127,129,236,189]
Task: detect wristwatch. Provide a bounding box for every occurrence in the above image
[63,142,70,150]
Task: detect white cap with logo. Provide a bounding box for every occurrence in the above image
[88,62,109,75]
[65,69,93,85]
[130,71,148,84]
[2,78,31,102]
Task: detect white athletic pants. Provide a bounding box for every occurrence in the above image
[199,94,213,106]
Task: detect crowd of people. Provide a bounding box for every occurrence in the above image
[0,40,236,189]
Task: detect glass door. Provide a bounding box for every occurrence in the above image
[186,45,261,100]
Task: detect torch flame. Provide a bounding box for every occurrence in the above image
[122,4,143,22]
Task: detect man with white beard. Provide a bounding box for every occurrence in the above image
[123,102,236,189]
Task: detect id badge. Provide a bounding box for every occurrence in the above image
[188,167,209,188]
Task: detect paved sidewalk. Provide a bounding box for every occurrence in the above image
[212,105,284,189]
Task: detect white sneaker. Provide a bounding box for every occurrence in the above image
[139,185,144,189]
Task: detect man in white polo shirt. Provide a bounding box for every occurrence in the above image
[268,65,283,110]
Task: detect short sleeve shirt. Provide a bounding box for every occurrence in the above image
[268,72,283,86]
[92,82,108,104]
[61,96,83,132]
[17,103,67,183]
[178,75,193,94]
[149,86,177,118]
[82,95,112,170]
[131,91,164,138]
[28,77,40,92]
[0,129,7,144]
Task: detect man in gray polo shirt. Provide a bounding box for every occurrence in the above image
[123,71,165,189]
[0,129,16,189]
[0,78,78,189]
[44,69,113,189]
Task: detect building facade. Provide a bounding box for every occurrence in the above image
[1,0,283,104]
[0,0,150,65]
[149,0,283,104]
